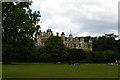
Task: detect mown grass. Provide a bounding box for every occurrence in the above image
[2,63,118,78]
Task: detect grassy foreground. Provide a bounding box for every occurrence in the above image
[2,63,118,78]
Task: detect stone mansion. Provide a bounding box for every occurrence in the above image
[36,29,92,51]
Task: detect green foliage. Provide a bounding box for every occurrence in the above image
[67,48,86,62]
[42,36,67,62]
[2,2,41,63]
[36,47,44,62]
[2,2,41,42]
[102,50,119,63]
[85,50,119,63]
[85,51,93,63]
[11,38,37,62]
[93,37,117,51]
[92,51,108,63]
[116,39,120,53]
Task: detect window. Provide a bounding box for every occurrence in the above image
[79,44,81,47]
[69,39,70,41]
[74,44,76,47]
[41,39,44,45]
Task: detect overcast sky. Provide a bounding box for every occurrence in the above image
[30,0,119,37]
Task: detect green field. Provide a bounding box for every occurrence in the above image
[2,63,119,78]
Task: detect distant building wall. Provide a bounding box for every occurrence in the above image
[36,29,92,51]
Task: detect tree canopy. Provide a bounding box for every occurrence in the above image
[2,2,41,63]
[2,2,41,42]
[42,36,67,62]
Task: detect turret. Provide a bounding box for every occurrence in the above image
[47,29,53,37]
[88,39,92,51]
[61,32,65,41]
[43,31,46,37]
[80,38,84,42]
[56,32,59,36]
[38,31,42,37]
[69,34,73,41]
[75,36,79,41]
[80,38,84,49]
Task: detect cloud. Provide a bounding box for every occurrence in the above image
[31,0,119,37]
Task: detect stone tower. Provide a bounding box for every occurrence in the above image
[61,32,65,44]
[88,39,92,51]
[36,29,53,46]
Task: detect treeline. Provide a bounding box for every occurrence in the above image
[93,36,119,52]
[3,36,120,63]
[34,36,120,63]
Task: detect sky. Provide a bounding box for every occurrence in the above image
[30,0,119,37]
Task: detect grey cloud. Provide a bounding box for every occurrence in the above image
[32,0,118,37]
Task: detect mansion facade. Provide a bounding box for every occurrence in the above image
[36,29,92,51]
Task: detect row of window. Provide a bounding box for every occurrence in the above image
[66,39,81,42]
[66,43,91,48]
[66,44,81,48]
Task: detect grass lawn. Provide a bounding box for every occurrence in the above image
[2,63,119,78]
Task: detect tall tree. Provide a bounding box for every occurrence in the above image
[42,36,67,62]
[2,2,41,63]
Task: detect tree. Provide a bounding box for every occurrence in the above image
[116,39,120,53]
[2,2,41,63]
[42,36,67,62]
[102,50,119,63]
[85,51,93,63]
[93,36,117,51]
[67,49,86,62]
